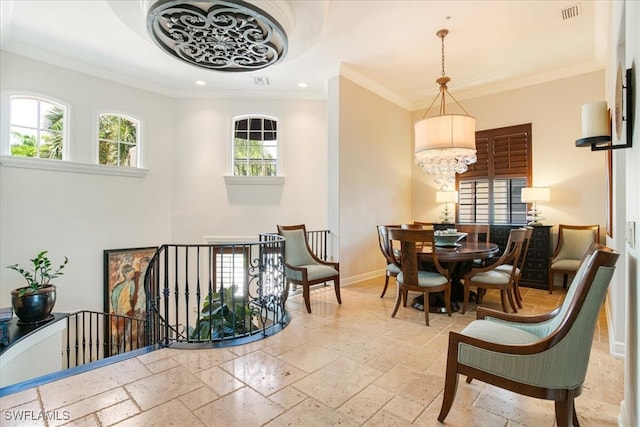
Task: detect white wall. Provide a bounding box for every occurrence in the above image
[170,97,329,242]
[0,52,174,312]
[335,76,413,281]
[611,0,640,424]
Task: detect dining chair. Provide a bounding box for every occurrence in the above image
[438,243,619,427]
[277,224,341,313]
[455,223,490,243]
[387,228,452,326]
[495,226,534,308]
[413,221,435,230]
[549,224,600,294]
[462,228,526,314]
[377,224,401,298]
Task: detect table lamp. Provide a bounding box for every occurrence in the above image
[521,187,550,225]
[436,190,458,223]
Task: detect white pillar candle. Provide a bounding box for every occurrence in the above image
[581,101,610,138]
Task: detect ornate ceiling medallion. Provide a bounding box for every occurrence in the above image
[147,0,288,72]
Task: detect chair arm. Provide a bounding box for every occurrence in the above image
[283,261,305,272]
[476,306,559,324]
[316,260,339,270]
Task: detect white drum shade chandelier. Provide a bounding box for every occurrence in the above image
[415,29,476,189]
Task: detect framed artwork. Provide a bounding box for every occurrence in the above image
[103,247,157,355]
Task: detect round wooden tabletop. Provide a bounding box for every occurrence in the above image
[418,242,499,263]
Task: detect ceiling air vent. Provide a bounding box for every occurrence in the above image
[560,4,581,20]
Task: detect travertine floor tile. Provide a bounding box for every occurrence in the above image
[0,280,624,427]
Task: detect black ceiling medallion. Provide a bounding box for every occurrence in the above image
[147,0,288,72]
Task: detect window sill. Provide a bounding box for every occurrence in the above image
[224,176,285,186]
[0,156,148,178]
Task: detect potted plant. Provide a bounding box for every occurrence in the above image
[7,251,68,325]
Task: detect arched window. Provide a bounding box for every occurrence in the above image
[8,96,67,159]
[233,116,279,176]
[98,113,140,167]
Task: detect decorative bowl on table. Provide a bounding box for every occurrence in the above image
[434,230,468,247]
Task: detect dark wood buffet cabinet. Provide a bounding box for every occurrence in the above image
[489,225,551,289]
[434,223,552,289]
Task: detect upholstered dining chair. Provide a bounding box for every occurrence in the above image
[495,226,534,308]
[438,243,619,427]
[377,224,401,298]
[277,224,341,313]
[413,221,435,230]
[387,228,452,326]
[549,224,600,294]
[462,228,526,314]
[455,223,490,243]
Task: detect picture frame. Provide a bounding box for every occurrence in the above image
[103,246,157,356]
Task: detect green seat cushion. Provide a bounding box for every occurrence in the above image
[387,264,401,275]
[551,259,581,272]
[461,319,540,345]
[467,270,510,285]
[285,264,338,282]
[398,271,448,287]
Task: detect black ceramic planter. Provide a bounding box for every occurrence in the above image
[11,285,56,325]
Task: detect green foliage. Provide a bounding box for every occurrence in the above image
[10,106,64,159]
[189,285,253,340]
[233,138,277,176]
[7,251,69,296]
[98,114,137,166]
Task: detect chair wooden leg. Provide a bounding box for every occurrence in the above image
[500,289,509,313]
[554,398,576,427]
[303,284,312,313]
[506,288,518,313]
[476,288,486,304]
[380,274,390,298]
[423,291,430,326]
[438,340,460,422]
[333,278,342,304]
[444,285,452,317]
[563,274,568,289]
[391,285,402,318]
[514,279,523,308]
[549,270,554,294]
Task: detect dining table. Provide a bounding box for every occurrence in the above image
[414,241,500,313]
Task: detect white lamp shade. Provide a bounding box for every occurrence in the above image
[436,190,458,203]
[415,114,476,154]
[521,187,550,202]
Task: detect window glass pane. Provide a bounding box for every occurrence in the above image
[10,97,66,160]
[232,116,278,177]
[10,98,38,128]
[98,114,139,167]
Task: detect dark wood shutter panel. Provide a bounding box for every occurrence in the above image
[463,137,489,178]
[459,123,531,181]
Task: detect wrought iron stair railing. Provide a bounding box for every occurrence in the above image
[3,230,331,382]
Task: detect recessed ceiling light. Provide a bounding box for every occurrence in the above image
[298,82,308,88]
[195,80,206,86]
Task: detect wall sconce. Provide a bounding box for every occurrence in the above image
[576,66,634,151]
[521,187,550,226]
[436,190,458,224]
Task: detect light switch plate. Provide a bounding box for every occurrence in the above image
[627,221,636,249]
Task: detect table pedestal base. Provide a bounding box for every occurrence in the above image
[411,291,476,314]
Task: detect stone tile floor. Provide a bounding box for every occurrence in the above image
[0,278,624,426]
